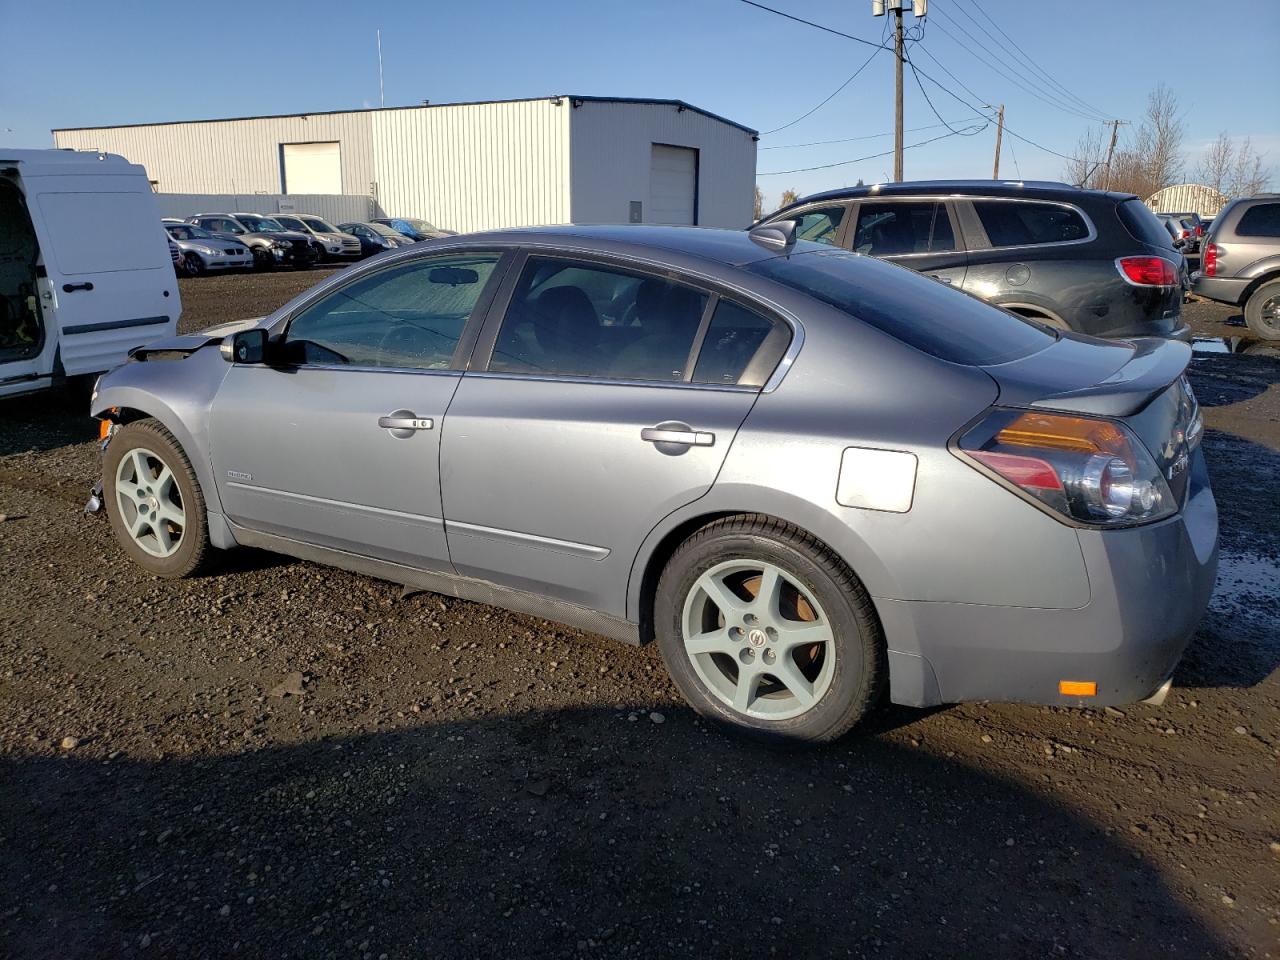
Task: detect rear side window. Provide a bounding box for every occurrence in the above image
[973,200,1089,247]
[852,201,954,256]
[1118,199,1175,247]
[792,205,846,246]
[1236,203,1280,238]
[748,249,1054,366]
[692,300,779,386]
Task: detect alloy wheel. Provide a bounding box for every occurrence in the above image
[114,447,186,558]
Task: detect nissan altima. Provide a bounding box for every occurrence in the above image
[89,224,1217,742]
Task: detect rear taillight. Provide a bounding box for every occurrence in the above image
[1203,242,1218,276]
[1116,256,1177,286]
[1180,229,1190,239]
[958,410,1175,527]
[1195,224,1203,237]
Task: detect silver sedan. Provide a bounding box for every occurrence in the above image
[90,224,1217,742]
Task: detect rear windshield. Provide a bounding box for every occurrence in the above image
[1117,199,1175,248]
[747,249,1054,366]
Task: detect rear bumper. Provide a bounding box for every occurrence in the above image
[881,450,1218,709]
[1191,273,1248,306]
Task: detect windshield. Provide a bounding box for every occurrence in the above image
[165,224,212,241]
[274,216,306,231]
[368,222,405,238]
[405,218,437,232]
[237,214,286,233]
[302,217,338,233]
[747,249,1055,366]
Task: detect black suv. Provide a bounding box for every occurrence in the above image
[756,180,1188,340]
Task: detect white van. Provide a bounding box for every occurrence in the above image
[1,149,179,399]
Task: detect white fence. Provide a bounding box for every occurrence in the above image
[153,193,378,224]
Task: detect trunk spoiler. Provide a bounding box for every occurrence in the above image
[1030,338,1191,417]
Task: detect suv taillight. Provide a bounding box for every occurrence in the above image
[1203,242,1218,277]
[1195,224,1203,237]
[1117,256,1177,286]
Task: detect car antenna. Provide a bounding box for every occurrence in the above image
[748,219,797,253]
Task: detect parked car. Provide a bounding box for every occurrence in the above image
[168,238,183,273]
[1162,211,1205,242]
[372,216,456,241]
[755,180,1189,341]
[90,224,1216,743]
[163,220,253,275]
[0,149,179,400]
[272,214,362,262]
[187,213,318,271]
[338,221,416,257]
[1159,214,1199,256]
[1192,194,1280,339]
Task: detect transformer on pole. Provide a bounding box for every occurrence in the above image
[873,0,927,180]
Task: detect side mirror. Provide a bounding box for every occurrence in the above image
[221,328,268,364]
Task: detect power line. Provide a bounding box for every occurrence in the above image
[947,0,1113,120]
[761,44,884,135]
[736,1,889,49]
[759,124,988,176]
[760,120,967,150]
[904,48,979,135]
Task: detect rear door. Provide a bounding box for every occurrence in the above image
[21,170,176,375]
[439,253,790,617]
[847,198,968,287]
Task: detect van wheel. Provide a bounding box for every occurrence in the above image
[103,419,212,578]
[1244,280,1280,340]
[654,515,885,743]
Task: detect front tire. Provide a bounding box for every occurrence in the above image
[1243,280,1280,340]
[103,419,212,578]
[183,253,204,277]
[654,516,885,743]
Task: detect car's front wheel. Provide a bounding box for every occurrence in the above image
[103,419,212,578]
[1244,279,1280,340]
[182,253,204,277]
[655,516,885,743]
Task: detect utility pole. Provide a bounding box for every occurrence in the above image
[873,1,927,182]
[991,104,1005,179]
[1102,119,1124,190]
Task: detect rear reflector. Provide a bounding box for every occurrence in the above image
[1117,256,1177,286]
[1059,680,1097,697]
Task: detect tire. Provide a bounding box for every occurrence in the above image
[1243,280,1280,340]
[183,253,204,277]
[654,515,885,744]
[252,247,273,271]
[103,418,212,578]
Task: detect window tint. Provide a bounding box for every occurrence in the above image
[490,258,708,381]
[748,249,1054,366]
[1236,203,1280,238]
[973,200,1089,247]
[852,202,954,256]
[284,254,500,369]
[692,300,779,386]
[792,205,846,246]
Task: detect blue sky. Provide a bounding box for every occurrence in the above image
[2,0,1276,209]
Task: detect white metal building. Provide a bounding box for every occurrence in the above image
[52,97,758,231]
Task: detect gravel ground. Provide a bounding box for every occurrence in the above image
[1,272,1277,959]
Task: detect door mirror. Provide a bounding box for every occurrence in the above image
[221,328,268,364]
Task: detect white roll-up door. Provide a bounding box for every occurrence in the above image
[281,142,342,195]
[648,144,698,225]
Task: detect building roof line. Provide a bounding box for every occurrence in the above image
[51,95,759,137]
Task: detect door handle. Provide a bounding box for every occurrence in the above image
[930,275,952,284]
[641,426,714,447]
[62,282,94,292]
[378,412,433,431]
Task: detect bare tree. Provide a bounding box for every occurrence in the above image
[1066,85,1186,199]
[1195,132,1235,195]
[1064,125,1107,188]
[780,188,799,207]
[753,185,764,221]
[1194,133,1270,198]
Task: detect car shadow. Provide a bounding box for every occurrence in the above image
[0,388,97,457]
[0,706,1237,960]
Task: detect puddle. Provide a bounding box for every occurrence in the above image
[1210,551,1280,651]
[1191,336,1280,360]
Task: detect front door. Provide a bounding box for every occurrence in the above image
[441,255,788,617]
[208,251,507,570]
[848,199,968,287]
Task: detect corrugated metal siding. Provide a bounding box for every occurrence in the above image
[370,99,570,232]
[568,101,756,229]
[53,113,376,196]
[1146,183,1230,218]
[153,193,374,224]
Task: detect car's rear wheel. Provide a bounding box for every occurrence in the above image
[655,516,885,743]
[1244,280,1280,340]
[103,419,211,579]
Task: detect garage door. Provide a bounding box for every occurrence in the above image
[648,144,698,225]
[281,142,342,195]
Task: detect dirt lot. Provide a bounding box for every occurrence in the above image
[1,270,1277,959]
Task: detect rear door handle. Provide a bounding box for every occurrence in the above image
[62,282,94,292]
[641,426,714,447]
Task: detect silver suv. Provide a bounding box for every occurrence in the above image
[1192,195,1280,339]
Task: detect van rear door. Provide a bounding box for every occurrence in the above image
[20,167,178,376]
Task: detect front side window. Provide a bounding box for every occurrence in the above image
[303,217,338,233]
[284,254,501,369]
[489,258,708,382]
[852,201,955,256]
[791,206,846,246]
[973,200,1090,247]
[1235,203,1280,238]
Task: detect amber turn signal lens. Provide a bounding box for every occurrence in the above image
[996,412,1130,459]
[98,419,112,440]
[1058,680,1097,697]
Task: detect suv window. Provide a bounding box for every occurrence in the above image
[284,254,501,369]
[1236,203,1280,238]
[1118,199,1175,247]
[691,299,782,387]
[792,205,846,246]
[490,258,708,382]
[852,201,954,256]
[973,200,1089,247]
